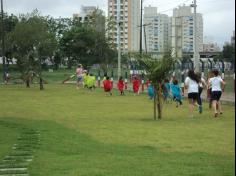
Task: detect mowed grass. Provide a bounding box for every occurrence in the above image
[0,84,235,176]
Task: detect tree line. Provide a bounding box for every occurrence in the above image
[0,9,120,81]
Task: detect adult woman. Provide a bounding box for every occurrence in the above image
[208,70,226,117]
[185,70,200,117]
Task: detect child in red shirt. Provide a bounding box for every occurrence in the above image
[117,76,125,95]
[132,76,140,95]
[103,76,112,96]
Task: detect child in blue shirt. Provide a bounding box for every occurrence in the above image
[170,79,183,107]
[147,82,154,100]
[162,79,171,102]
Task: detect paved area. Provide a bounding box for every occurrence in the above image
[0,122,40,176]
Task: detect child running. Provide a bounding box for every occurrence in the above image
[87,73,96,91]
[117,76,125,95]
[83,70,89,88]
[103,76,112,96]
[208,70,226,117]
[132,76,140,95]
[162,79,171,103]
[76,64,83,89]
[170,79,183,107]
[147,81,154,100]
[185,70,200,118]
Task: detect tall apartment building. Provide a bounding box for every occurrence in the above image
[171,5,203,58]
[144,6,171,54]
[108,0,140,52]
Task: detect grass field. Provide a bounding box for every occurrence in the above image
[0,84,235,176]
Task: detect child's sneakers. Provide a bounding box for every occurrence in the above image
[198,105,202,114]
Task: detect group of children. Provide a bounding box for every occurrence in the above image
[146,69,226,118]
[146,78,183,107]
[102,75,140,96]
[76,65,226,117]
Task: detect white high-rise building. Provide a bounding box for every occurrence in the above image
[144,6,171,54]
[108,0,140,52]
[171,5,203,58]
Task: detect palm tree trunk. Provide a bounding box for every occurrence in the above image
[154,86,157,120]
[157,83,162,119]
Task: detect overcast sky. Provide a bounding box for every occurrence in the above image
[3,0,235,48]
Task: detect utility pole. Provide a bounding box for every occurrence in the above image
[117,0,121,79]
[1,0,6,83]
[191,0,200,72]
[144,25,147,54]
[140,0,143,54]
[138,23,151,54]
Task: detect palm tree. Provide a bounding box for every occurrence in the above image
[136,53,175,120]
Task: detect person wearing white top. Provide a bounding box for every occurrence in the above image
[185,70,200,118]
[208,70,226,117]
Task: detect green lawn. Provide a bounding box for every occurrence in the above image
[0,84,235,176]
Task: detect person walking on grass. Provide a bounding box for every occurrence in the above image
[117,76,125,95]
[185,70,200,118]
[103,76,112,96]
[208,70,226,117]
[76,64,83,89]
[196,72,207,114]
[132,76,140,96]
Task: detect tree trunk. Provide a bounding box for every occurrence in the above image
[154,90,157,120]
[39,77,44,90]
[25,75,30,88]
[157,83,162,119]
[153,85,157,120]
[26,78,30,88]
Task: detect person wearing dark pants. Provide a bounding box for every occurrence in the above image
[196,73,207,114]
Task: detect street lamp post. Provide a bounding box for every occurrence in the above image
[1,0,6,83]
[140,0,143,54]
[117,0,121,79]
[191,0,200,72]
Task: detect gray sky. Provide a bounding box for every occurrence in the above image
[3,0,235,48]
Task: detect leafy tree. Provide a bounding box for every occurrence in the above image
[60,25,98,69]
[106,16,117,50]
[223,44,235,64]
[0,13,19,65]
[135,53,175,119]
[8,10,57,89]
[85,8,105,34]
[60,13,117,70]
